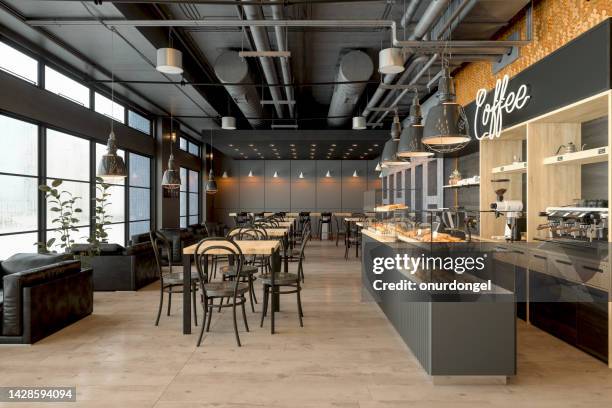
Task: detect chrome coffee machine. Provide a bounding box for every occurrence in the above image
[490,188,525,241]
[538,206,608,242]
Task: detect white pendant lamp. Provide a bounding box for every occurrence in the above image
[161,113,181,189]
[273,171,278,178]
[221,116,236,130]
[248,170,254,177]
[378,48,405,75]
[352,170,358,178]
[352,116,367,130]
[375,162,382,171]
[298,171,304,179]
[222,171,228,178]
[156,48,183,75]
[325,170,331,178]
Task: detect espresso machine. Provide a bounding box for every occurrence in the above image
[538,206,608,242]
[490,187,525,241]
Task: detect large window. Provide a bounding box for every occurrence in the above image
[0,115,39,259]
[0,41,38,85]
[179,137,200,157]
[95,143,126,245]
[179,167,199,228]
[95,92,125,123]
[44,66,90,108]
[128,153,151,238]
[128,110,151,135]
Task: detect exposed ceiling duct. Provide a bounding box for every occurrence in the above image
[213,50,264,128]
[270,0,295,118]
[327,50,374,127]
[240,0,285,119]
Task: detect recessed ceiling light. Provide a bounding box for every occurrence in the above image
[348,148,353,152]
[269,144,275,147]
[373,144,379,147]
[352,144,358,147]
[229,144,233,147]
[290,144,295,147]
[331,144,336,147]
[234,148,239,151]
[249,144,254,147]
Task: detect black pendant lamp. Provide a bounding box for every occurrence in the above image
[422,67,471,153]
[397,93,434,158]
[205,130,218,195]
[97,28,127,182]
[390,109,402,141]
[161,114,181,189]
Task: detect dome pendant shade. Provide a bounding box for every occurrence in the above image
[206,169,218,195]
[390,112,402,141]
[378,48,405,74]
[97,130,127,182]
[352,116,366,130]
[156,48,183,75]
[397,125,434,158]
[380,138,405,167]
[161,154,181,189]
[221,116,236,130]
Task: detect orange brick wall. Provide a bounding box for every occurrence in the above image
[455,0,612,106]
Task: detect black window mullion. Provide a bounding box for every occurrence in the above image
[89,140,96,242]
[125,153,130,245]
[38,124,46,248]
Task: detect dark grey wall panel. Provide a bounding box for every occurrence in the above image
[342,161,368,210]
[291,161,316,210]
[239,161,265,210]
[316,160,342,210]
[367,159,381,191]
[265,160,291,210]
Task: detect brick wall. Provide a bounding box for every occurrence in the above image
[455,0,612,106]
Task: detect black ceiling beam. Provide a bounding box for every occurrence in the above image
[68,0,389,5]
[89,79,377,87]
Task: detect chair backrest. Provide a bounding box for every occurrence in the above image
[194,237,244,296]
[228,226,268,240]
[321,212,332,222]
[149,230,173,277]
[297,225,311,274]
[235,212,249,227]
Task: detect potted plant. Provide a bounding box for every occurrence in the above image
[37,179,82,254]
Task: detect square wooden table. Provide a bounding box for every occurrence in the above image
[182,239,282,335]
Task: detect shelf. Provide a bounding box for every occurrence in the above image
[491,162,527,174]
[543,146,608,166]
[443,182,480,189]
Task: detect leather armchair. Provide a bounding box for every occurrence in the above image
[0,256,93,344]
[159,228,196,265]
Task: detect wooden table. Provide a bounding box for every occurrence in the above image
[228,227,292,273]
[182,239,282,334]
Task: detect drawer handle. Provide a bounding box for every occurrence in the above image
[583,266,604,273]
[555,260,572,266]
[533,255,546,260]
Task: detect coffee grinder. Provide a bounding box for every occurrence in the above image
[490,180,525,241]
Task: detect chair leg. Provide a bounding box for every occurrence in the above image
[297,287,304,326]
[155,286,164,326]
[241,297,250,332]
[232,299,241,347]
[206,299,214,332]
[248,276,255,313]
[260,285,269,327]
[197,297,207,347]
[192,285,198,327]
[167,288,172,316]
[251,277,258,304]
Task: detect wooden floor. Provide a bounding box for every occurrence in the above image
[1,240,612,407]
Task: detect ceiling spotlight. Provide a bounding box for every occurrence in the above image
[269,144,275,147]
[378,48,404,75]
[311,144,316,147]
[373,144,379,147]
[348,148,353,152]
[228,144,233,147]
[249,144,254,147]
[331,144,336,147]
[221,116,236,130]
[290,144,295,147]
[156,47,183,75]
[352,116,367,130]
[352,144,358,147]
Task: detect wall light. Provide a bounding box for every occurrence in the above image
[273,171,278,178]
[352,170,359,177]
[325,170,331,178]
[222,171,228,178]
[375,162,382,171]
[298,171,304,179]
[248,170,253,177]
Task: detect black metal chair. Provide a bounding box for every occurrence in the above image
[334,215,347,246]
[194,237,250,347]
[344,220,361,260]
[150,230,199,327]
[260,228,309,329]
[234,212,250,228]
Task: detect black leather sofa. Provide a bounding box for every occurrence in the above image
[0,253,93,344]
[71,242,157,291]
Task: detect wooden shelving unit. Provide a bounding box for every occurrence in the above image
[492,162,527,174]
[543,146,608,166]
[443,181,480,189]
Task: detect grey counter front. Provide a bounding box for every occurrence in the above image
[361,231,516,381]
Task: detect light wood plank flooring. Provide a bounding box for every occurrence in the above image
[1,240,612,407]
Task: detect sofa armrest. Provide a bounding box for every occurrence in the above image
[2,260,81,336]
[125,241,153,256]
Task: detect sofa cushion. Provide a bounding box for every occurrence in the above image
[71,243,125,256]
[1,253,72,277]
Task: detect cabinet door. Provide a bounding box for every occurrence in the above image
[576,285,608,363]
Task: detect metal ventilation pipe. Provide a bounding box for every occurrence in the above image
[363,0,448,119]
[327,50,374,127]
[213,50,264,128]
[240,1,285,119]
[400,0,422,28]
[270,0,295,118]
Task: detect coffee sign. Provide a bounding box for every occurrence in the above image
[474,74,530,140]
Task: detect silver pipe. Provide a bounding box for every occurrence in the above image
[240,1,285,118]
[400,0,422,29]
[270,0,295,118]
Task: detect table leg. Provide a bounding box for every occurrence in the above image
[182,253,192,335]
[270,247,281,334]
[283,233,289,273]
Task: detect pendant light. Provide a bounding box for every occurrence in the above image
[422,66,471,153]
[352,116,366,130]
[390,109,402,141]
[298,171,304,179]
[97,28,127,183]
[273,171,278,178]
[397,92,434,158]
[221,116,236,130]
[378,48,405,75]
[156,29,183,75]
[161,113,181,189]
[375,162,382,171]
[248,170,254,177]
[222,171,228,179]
[325,170,331,178]
[352,170,358,178]
[205,131,218,195]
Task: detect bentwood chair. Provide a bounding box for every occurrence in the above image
[260,228,309,329]
[334,215,347,246]
[194,237,250,347]
[150,230,200,327]
[344,220,361,260]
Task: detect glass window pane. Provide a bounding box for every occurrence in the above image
[128,110,151,134]
[45,179,89,227]
[44,66,90,108]
[188,142,199,156]
[0,232,39,259]
[129,220,150,239]
[95,143,125,185]
[189,170,198,193]
[189,215,199,226]
[179,137,187,151]
[0,175,38,234]
[0,41,38,85]
[94,92,125,123]
[180,167,187,192]
[47,130,90,181]
[129,187,150,221]
[180,192,187,217]
[180,217,187,229]
[47,226,89,252]
[188,193,198,216]
[129,153,150,187]
[0,114,38,176]
[97,184,124,223]
[104,223,125,246]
